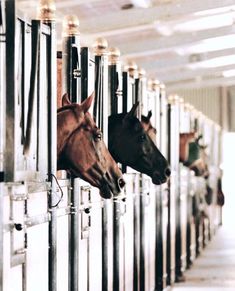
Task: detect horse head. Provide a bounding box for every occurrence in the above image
[108,103,171,185]
[179,132,196,163]
[57,93,125,199]
[184,135,209,178]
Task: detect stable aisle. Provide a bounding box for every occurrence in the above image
[172,223,235,291]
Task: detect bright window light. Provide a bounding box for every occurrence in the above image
[195,5,235,16]
[130,0,152,8]
[222,69,235,77]
[154,20,173,36]
[174,13,235,32]
[187,54,235,69]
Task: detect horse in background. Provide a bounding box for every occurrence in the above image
[109,104,171,185]
[57,93,125,199]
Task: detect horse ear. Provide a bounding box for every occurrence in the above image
[147,110,152,120]
[62,93,71,106]
[80,92,94,113]
[127,102,139,118]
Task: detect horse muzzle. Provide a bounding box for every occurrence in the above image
[152,167,171,185]
[100,174,126,199]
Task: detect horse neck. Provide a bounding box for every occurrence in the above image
[57,109,83,156]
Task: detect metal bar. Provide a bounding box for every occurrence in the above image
[62,35,80,103]
[139,192,145,291]
[23,20,41,155]
[133,194,140,291]
[166,104,172,286]
[113,201,120,291]
[62,23,81,291]
[80,47,89,102]
[94,49,109,291]
[5,0,16,181]
[154,189,164,291]
[0,0,5,286]
[102,200,109,291]
[68,179,79,291]
[47,20,57,291]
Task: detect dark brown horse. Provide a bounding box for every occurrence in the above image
[109,104,170,185]
[141,110,157,144]
[57,94,125,199]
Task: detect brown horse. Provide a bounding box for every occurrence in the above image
[179,132,196,163]
[186,135,209,178]
[109,104,171,185]
[57,94,125,199]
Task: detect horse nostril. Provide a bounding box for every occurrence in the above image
[118,178,126,189]
[165,168,171,177]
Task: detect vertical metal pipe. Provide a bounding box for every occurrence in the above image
[69,178,79,291]
[62,15,80,103]
[80,47,89,102]
[166,95,180,286]
[137,69,147,291]
[0,2,5,288]
[108,47,122,291]
[154,188,164,291]
[133,192,140,291]
[93,37,109,291]
[166,102,172,286]
[151,81,167,291]
[124,62,141,291]
[62,14,80,291]
[5,0,16,181]
[37,2,57,290]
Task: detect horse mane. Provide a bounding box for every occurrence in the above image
[108,113,140,127]
[108,113,125,124]
[57,104,78,113]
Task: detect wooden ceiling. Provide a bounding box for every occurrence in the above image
[17,0,235,91]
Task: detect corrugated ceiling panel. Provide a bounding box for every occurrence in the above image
[171,87,221,125]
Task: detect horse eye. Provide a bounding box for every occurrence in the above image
[139,134,146,142]
[95,132,102,141]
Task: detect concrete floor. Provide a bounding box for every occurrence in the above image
[172,224,235,291]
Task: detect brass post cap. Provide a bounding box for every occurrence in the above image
[138,68,146,78]
[168,94,180,104]
[108,47,121,64]
[37,0,56,22]
[62,15,80,36]
[124,61,138,77]
[93,37,108,56]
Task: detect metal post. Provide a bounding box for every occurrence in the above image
[93,37,109,291]
[108,47,123,291]
[62,14,80,291]
[166,95,180,286]
[0,1,5,288]
[137,69,147,291]
[62,15,80,103]
[5,0,16,181]
[37,2,57,290]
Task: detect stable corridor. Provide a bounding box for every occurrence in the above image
[172,225,235,290]
[172,133,235,291]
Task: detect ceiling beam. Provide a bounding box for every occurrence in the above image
[148,64,235,83]
[79,0,235,34]
[135,48,235,72]
[116,25,235,58]
[166,76,235,92]
[117,26,235,58]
